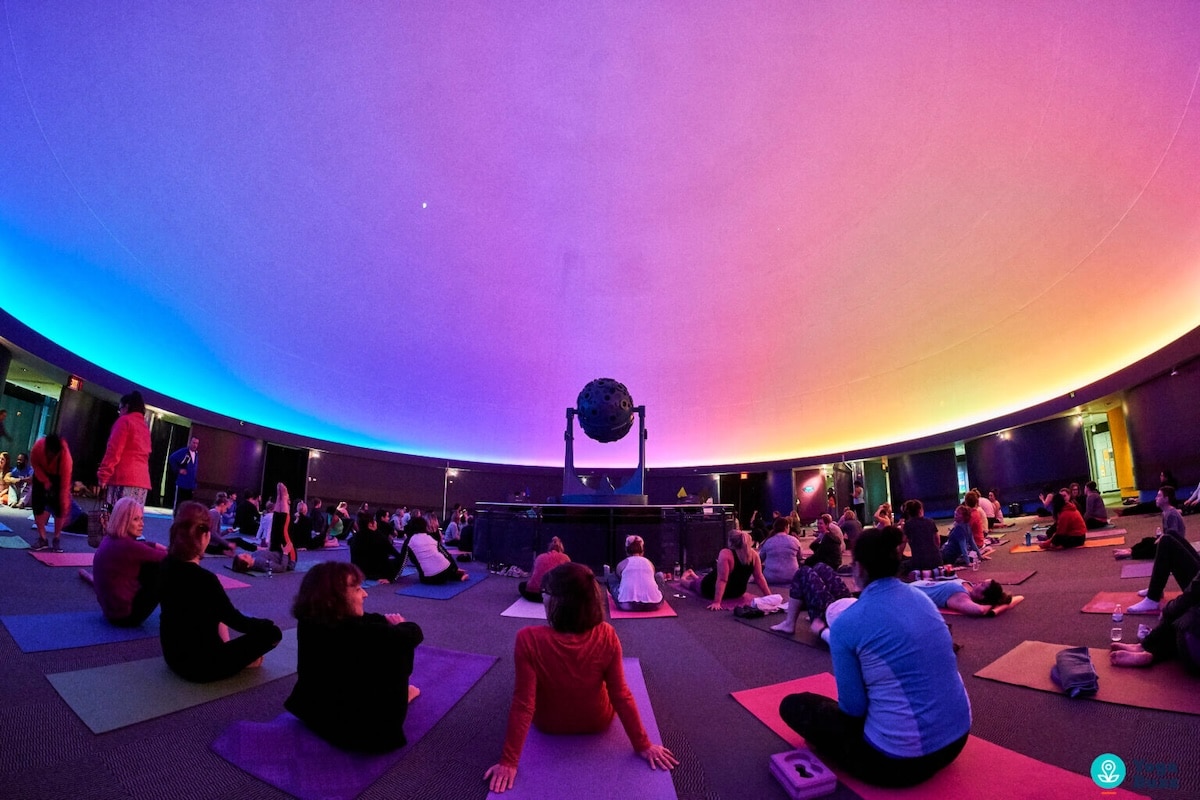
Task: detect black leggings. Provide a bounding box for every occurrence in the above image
[779,692,968,788]
[1146,535,1200,602]
[167,623,283,683]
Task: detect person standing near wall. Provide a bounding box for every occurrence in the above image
[168,436,200,510]
[97,391,152,509]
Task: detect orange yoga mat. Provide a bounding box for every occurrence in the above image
[975,640,1200,716]
[1010,536,1123,554]
[732,672,1149,799]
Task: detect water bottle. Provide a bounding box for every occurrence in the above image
[968,552,979,571]
[1025,531,1032,546]
[673,562,682,581]
[1111,604,1123,623]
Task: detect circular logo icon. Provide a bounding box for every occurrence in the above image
[1091,753,1126,788]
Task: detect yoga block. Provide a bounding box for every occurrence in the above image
[769,748,837,799]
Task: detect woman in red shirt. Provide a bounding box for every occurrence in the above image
[1040,493,1087,549]
[485,562,678,793]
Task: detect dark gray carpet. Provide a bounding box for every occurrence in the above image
[0,506,1194,799]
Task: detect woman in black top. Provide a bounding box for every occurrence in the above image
[285,561,424,751]
[159,501,282,682]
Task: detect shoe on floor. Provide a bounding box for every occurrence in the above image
[51,539,64,553]
[1127,597,1160,614]
[1137,588,1149,597]
[31,539,50,551]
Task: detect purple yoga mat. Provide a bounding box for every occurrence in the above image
[211,645,497,800]
[486,658,677,800]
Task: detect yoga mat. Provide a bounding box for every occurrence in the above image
[973,570,1035,585]
[394,570,485,600]
[732,611,826,649]
[975,640,1200,716]
[0,521,11,531]
[501,598,547,619]
[29,551,94,567]
[1086,526,1127,539]
[0,535,30,548]
[606,594,677,619]
[2,608,161,652]
[1120,562,1154,579]
[215,572,252,590]
[486,658,676,800]
[1082,591,1180,614]
[211,645,497,800]
[47,628,298,734]
[1010,536,1124,554]
[732,672,1149,800]
[940,595,1024,616]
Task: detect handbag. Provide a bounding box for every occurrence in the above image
[87,498,110,548]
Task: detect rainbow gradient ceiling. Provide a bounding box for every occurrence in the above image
[2,2,1199,467]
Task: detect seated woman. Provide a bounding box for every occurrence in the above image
[88,497,167,626]
[159,501,283,682]
[401,516,467,584]
[1112,567,1200,672]
[759,518,801,584]
[873,503,894,528]
[804,514,844,571]
[285,562,425,751]
[988,490,1012,527]
[779,526,970,788]
[1082,481,1110,530]
[769,561,854,639]
[679,531,772,610]
[608,535,665,612]
[518,536,570,602]
[898,499,941,575]
[484,562,678,793]
[911,577,1017,616]
[350,511,405,583]
[940,505,983,567]
[1039,494,1086,549]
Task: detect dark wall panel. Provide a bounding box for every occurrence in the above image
[192,423,266,503]
[1125,365,1200,494]
[965,416,1089,510]
[793,468,825,523]
[889,449,959,518]
[55,390,117,487]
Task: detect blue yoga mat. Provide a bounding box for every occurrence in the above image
[394,570,486,600]
[2,608,161,652]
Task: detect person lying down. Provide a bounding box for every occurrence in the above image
[911,577,1019,617]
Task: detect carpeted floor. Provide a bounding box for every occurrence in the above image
[0,505,1194,800]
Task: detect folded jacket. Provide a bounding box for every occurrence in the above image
[1050,645,1099,698]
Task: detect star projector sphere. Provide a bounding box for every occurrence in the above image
[576,379,635,443]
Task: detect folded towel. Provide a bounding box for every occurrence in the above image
[1050,646,1099,698]
[752,593,785,613]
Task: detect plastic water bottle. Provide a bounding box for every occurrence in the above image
[968,552,979,571]
[1025,531,1032,547]
[1111,604,1123,623]
[673,562,682,581]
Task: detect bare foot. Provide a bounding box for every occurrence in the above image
[1109,642,1143,652]
[1113,549,1132,559]
[769,621,795,634]
[407,685,421,703]
[459,572,470,581]
[246,657,264,669]
[1110,650,1153,668]
[810,618,827,637]
[378,578,390,585]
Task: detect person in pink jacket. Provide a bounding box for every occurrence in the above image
[97,390,152,508]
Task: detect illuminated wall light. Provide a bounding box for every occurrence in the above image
[66,375,83,391]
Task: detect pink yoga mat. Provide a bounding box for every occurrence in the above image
[606,594,677,619]
[731,673,1149,799]
[29,551,94,567]
[215,572,251,590]
[1120,562,1154,579]
[1081,591,1180,614]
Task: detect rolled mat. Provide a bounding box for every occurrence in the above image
[1081,591,1180,614]
[731,672,1149,799]
[47,628,298,733]
[1120,562,1154,579]
[975,640,1200,716]
[1010,536,1124,554]
[486,658,676,800]
[501,598,547,619]
[2,608,161,652]
[606,594,677,619]
[210,646,497,800]
[29,551,95,567]
[394,569,486,600]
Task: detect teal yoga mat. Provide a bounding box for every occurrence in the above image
[47,627,298,733]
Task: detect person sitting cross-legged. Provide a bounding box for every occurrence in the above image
[606,535,666,612]
[1111,568,1200,672]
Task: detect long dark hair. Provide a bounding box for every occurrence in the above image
[292,561,366,623]
[543,562,604,634]
[168,501,211,560]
